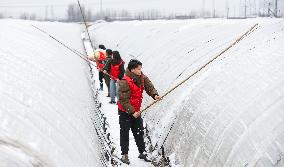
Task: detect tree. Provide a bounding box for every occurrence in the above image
[66,3,87,22]
[86,9,93,21]
[30,13,37,20]
[20,13,29,20]
[67,4,76,21]
[76,5,85,22]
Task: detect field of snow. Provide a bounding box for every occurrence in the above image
[0,20,103,167]
[89,18,284,167]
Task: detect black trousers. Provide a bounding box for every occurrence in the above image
[119,110,145,155]
[103,73,110,94]
[99,71,104,84]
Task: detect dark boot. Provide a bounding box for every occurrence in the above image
[121,154,130,164]
[138,153,151,162]
[109,101,116,104]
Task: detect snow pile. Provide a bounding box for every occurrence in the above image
[0,20,102,167]
[90,18,284,167]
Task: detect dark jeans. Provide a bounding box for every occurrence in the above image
[119,110,145,155]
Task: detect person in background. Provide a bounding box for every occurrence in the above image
[103,51,125,104]
[88,44,106,91]
[103,49,113,97]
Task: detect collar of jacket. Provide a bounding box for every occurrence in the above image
[125,68,143,87]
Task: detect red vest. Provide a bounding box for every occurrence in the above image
[118,75,144,113]
[110,61,124,80]
[97,51,106,70]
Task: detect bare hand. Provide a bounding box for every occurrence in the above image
[155,95,162,101]
[132,111,141,118]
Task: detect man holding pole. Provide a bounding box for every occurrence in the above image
[118,59,161,164]
[88,44,106,91]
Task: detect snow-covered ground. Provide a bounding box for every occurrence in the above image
[89,18,284,167]
[0,20,103,167]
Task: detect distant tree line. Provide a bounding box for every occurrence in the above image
[0,2,283,21]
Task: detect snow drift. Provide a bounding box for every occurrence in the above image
[89,18,284,167]
[0,20,102,167]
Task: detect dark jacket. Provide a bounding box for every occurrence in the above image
[103,55,112,73]
[118,69,159,114]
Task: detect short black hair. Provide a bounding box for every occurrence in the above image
[128,59,142,71]
[106,49,112,56]
[98,44,106,50]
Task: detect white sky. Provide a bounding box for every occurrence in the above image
[0,0,283,19]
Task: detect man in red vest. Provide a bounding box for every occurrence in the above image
[95,45,106,91]
[118,59,161,164]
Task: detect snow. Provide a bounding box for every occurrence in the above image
[1,17,282,167]
[89,18,284,167]
[0,19,102,167]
